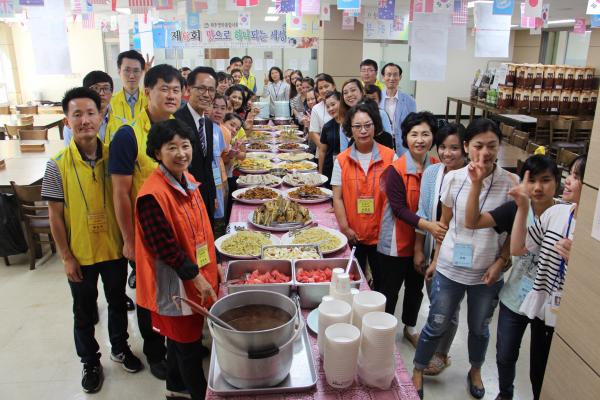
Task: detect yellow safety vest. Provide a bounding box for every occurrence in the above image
[103,113,127,145]
[362,79,386,91]
[240,73,257,93]
[110,89,148,124]
[53,139,123,265]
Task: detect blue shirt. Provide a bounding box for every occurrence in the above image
[212,124,226,219]
[108,125,138,175]
[379,88,417,156]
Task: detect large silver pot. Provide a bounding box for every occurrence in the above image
[208,290,303,388]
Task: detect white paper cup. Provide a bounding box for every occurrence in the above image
[317,299,352,357]
[335,273,351,294]
[352,291,387,330]
[324,323,360,388]
[321,295,334,303]
[331,268,344,286]
[357,312,397,389]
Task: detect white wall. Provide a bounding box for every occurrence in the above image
[415,31,515,115]
[11,20,105,102]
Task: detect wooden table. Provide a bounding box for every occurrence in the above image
[498,143,529,172]
[8,105,63,114]
[0,140,64,188]
[495,113,538,133]
[0,114,65,139]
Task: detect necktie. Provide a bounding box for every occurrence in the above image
[198,117,206,157]
[127,95,136,118]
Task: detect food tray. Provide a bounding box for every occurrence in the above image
[294,258,364,308]
[261,244,322,260]
[207,324,317,396]
[225,259,293,296]
[214,231,280,259]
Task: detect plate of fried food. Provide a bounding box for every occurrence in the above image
[261,244,321,260]
[276,152,314,162]
[232,186,283,204]
[277,143,309,153]
[236,174,282,188]
[281,227,347,255]
[246,142,274,152]
[277,161,318,172]
[249,196,313,232]
[215,230,280,259]
[237,158,274,174]
[283,172,328,187]
[285,185,333,204]
[246,131,278,142]
[277,130,305,143]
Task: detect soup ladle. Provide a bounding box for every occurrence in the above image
[172,295,238,331]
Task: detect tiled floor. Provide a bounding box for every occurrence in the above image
[0,252,533,399]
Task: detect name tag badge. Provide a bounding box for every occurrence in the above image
[453,243,473,268]
[550,290,562,312]
[357,197,375,214]
[212,165,222,186]
[87,212,108,234]
[517,275,535,304]
[196,243,211,268]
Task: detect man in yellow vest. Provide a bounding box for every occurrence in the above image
[110,50,148,123]
[42,87,143,394]
[63,71,127,146]
[109,64,184,381]
[360,59,385,91]
[240,55,257,93]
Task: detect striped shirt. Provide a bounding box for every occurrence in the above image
[520,203,575,327]
[436,165,518,285]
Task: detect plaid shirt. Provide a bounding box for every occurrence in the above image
[137,194,198,280]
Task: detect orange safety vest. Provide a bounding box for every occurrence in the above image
[377,154,439,257]
[337,143,395,245]
[134,166,218,317]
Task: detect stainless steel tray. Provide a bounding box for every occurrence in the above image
[294,258,364,309]
[225,259,293,296]
[207,324,317,396]
[261,244,322,260]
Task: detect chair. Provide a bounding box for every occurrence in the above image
[526,142,542,154]
[16,105,38,114]
[571,120,593,150]
[500,122,515,143]
[9,181,55,270]
[549,119,585,157]
[18,128,48,140]
[0,105,10,114]
[557,148,579,169]
[4,124,33,139]
[512,130,529,150]
[533,118,551,144]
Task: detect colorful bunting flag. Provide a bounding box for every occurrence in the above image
[587,0,600,15]
[187,0,207,12]
[492,0,513,15]
[523,0,542,18]
[153,0,173,10]
[433,0,453,13]
[287,13,302,30]
[574,17,587,33]
[82,12,95,29]
[342,14,354,29]
[591,14,600,27]
[238,11,250,28]
[452,0,467,24]
[236,0,258,6]
[0,0,17,18]
[378,0,394,20]
[187,12,200,29]
[19,0,44,5]
[542,3,549,27]
[128,0,152,14]
[320,2,330,20]
[278,0,295,12]
[301,0,320,15]
[337,0,360,10]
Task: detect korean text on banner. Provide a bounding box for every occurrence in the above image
[474,1,511,58]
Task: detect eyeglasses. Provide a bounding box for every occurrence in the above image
[351,121,374,132]
[360,68,376,73]
[90,85,112,94]
[191,86,216,95]
[123,68,142,76]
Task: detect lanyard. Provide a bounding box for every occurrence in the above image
[454,168,495,237]
[70,147,106,211]
[551,210,575,290]
[273,82,283,99]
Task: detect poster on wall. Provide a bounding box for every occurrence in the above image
[362,8,409,40]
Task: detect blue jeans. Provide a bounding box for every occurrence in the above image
[496,302,530,399]
[414,271,503,370]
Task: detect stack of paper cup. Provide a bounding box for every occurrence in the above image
[351,291,387,331]
[357,311,398,389]
[323,323,361,389]
[329,268,345,296]
[336,287,359,306]
[317,299,351,357]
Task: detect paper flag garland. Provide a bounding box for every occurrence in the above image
[238,11,250,28]
[378,0,395,20]
[587,0,600,15]
[492,0,514,15]
[523,0,542,18]
[301,0,320,15]
[320,3,330,20]
[574,17,587,33]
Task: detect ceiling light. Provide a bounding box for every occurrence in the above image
[547,19,576,25]
[264,16,280,21]
[116,7,131,14]
[267,6,276,14]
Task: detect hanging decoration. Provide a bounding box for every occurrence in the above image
[301,0,320,15]
[492,0,513,15]
[452,0,467,24]
[128,0,152,14]
[341,14,354,29]
[378,0,394,20]
[320,2,330,20]
[337,0,360,10]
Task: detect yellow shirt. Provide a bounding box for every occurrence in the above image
[110,89,148,124]
[362,79,385,91]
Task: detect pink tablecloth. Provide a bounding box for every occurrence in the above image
[206,200,420,400]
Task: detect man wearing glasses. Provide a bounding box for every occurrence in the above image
[174,66,218,227]
[110,50,148,123]
[360,59,385,91]
[63,71,126,146]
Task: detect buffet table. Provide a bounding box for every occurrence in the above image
[206,199,420,399]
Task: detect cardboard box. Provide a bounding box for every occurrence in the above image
[543,65,555,89]
[554,65,566,89]
[506,63,516,87]
[584,67,595,90]
[574,67,586,90]
[534,64,544,89]
[564,66,575,90]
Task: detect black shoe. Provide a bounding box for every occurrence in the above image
[150,359,168,380]
[125,295,135,311]
[82,363,103,393]
[467,371,485,399]
[128,270,136,289]
[110,349,143,373]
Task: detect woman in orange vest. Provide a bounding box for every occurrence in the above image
[134,119,220,400]
[331,102,396,290]
[377,111,448,347]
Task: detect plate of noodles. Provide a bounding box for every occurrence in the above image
[280,227,347,255]
[215,230,280,259]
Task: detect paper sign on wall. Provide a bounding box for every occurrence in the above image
[342,15,354,30]
[301,0,320,15]
[474,1,511,58]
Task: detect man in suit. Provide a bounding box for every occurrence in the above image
[174,66,218,227]
[379,63,417,156]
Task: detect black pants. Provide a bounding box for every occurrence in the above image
[68,258,129,365]
[130,261,167,364]
[378,252,425,327]
[166,338,207,400]
[530,317,554,400]
[354,243,381,290]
